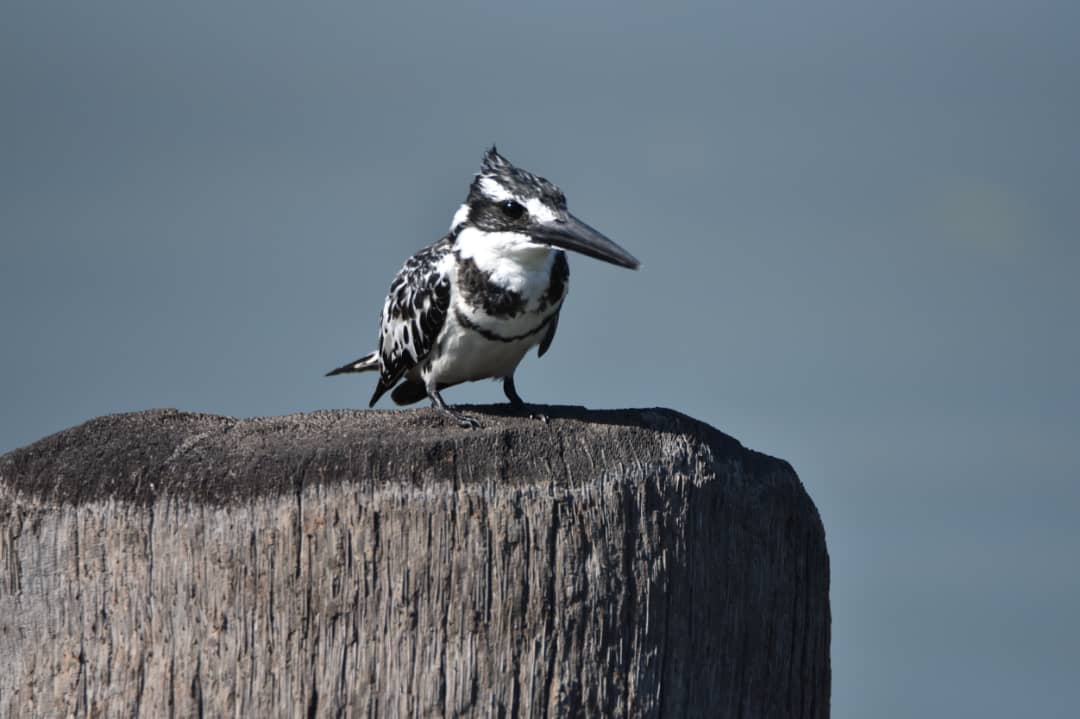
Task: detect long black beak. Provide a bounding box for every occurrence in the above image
[531,213,640,269]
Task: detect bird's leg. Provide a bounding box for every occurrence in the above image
[428,386,481,429]
[502,374,548,423]
[502,374,525,409]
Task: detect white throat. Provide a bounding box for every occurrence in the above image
[454,225,556,294]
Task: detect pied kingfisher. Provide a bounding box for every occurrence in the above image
[327,147,639,428]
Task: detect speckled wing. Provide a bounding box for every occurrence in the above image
[368,238,453,407]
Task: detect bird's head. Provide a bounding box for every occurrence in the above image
[450,147,639,270]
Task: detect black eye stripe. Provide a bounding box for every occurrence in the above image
[500,200,526,220]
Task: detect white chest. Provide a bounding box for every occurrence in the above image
[454,226,557,303]
[424,312,540,384]
[416,228,566,384]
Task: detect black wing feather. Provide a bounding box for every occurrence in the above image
[537,309,560,357]
[368,238,453,407]
[537,250,568,358]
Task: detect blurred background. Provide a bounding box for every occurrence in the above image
[2,1,1077,715]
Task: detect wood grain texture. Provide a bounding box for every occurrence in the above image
[0,406,830,718]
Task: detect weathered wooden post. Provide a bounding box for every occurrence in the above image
[0,406,829,717]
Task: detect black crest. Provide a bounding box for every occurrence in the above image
[471,147,566,208]
[481,146,511,174]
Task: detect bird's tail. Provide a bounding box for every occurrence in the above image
[325,352,379,376]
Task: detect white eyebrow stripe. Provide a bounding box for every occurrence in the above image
[478,176,513,202]
[525,197,557,223]
[479,176,558,223]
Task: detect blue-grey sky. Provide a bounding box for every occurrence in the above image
[3,2,1078,716]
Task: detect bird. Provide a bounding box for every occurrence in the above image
[326,147,639,428]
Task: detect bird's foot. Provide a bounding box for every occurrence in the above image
[429,388,482,429]
[434,403,481,429]
[456,414,482,429]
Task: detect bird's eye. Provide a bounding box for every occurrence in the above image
[500,200,525,220]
